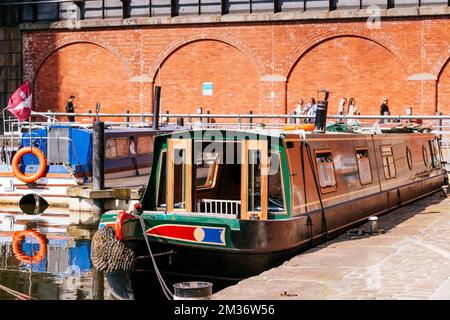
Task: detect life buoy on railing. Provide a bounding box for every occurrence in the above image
[12,229,47,264]
[11,147,47,184]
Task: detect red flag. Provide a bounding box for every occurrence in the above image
[6,80,32,122]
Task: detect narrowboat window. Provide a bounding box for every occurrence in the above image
[315,151,337,193]
[105,138,129,159]
[195,152,219,189]
[268,152,286,213]
[406,147,413,170]
[422,145,431,169]
[248,149,262,212]
[381,146,396,179]
[137,136,153,155]
[355,148,373,185]
[156,150,167,209]
[173,148,187,209]
[284,140,303,209]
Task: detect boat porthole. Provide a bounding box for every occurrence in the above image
[406,147,413,170]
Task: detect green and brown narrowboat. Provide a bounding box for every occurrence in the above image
[98,126,447,295]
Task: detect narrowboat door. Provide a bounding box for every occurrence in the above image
[241,140,269,220]
[167,138,193,212]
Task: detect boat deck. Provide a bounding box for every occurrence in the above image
[213,191,450,300]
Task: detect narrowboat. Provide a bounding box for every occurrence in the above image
[0,123,183,227]
[98,125,447,297]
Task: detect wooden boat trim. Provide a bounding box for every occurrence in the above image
[167,138,193,212]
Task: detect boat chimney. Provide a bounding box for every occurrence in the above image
[314,89,329,133]
[153,86,161,130]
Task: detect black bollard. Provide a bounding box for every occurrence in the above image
[153,86,161,130]
[92,121,105,220]
[314,90,329,133]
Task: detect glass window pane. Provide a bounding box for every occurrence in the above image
[268,153,285,212]
[173,149,186,209]
[356,148,373,185]
[284,140,303,208]
[248,149,262,212]
[316,151,337,193]
[137,136,153,154]
[195,147,219,189]
[157,151,167,208]
[115,138,129,157]
[105,139,117,158]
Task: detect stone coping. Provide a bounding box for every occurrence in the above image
[20,6,450,31]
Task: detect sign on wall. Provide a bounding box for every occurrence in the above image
[202,82,213,96]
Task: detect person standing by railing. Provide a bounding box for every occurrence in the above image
[305,98,317,124]
[379,97,390,124]
[294,99,304,124]
[65,95,76,123]
[347,98,359,126]
[337,97,347,116]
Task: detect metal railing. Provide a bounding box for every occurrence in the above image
[1,0,448,25]
[197,198,241,216]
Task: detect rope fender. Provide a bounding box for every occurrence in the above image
[91,226,136,273]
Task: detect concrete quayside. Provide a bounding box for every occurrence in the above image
[213,192,450,300]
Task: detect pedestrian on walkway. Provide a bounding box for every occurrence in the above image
[65,95,76,123]
[337,97,347,116]
[347,98,359,126]
[305,98,317,124]
[294,99,304,124]
[379,97,390,123]
[129,136,139,176]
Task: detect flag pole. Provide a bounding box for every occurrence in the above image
[28,116,32,151]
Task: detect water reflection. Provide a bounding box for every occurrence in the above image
[0,220,112,300]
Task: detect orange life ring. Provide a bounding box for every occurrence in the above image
[11,147,47,183]
[12,229,47,264]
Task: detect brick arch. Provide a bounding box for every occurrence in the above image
[149,34,265,81]
[33,42,132,116]
[151,38,261,114]
[432,46,450,77]
[282,32,411,79]
[29,38,133,82]
[286,35,408,115]
[437,58,450,114]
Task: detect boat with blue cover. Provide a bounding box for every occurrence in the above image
[0,122,183,228]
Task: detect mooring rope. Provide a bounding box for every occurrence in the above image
[0,283,35,300]
[136,214,174,300]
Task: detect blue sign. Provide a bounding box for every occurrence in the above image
[202,82,213,96]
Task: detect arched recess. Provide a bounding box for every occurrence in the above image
[286,36,407,115]
[33,42,131,118]
[437,59,450,114]
[152,39,260,114]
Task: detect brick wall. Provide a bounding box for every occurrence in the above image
[23,17,450,118]
[0,26,22,129]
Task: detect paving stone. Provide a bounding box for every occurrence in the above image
[213,193,450,300]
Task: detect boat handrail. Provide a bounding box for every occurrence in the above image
[196,199,240,217]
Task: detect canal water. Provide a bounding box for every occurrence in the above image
[0,210,233,300]
[0,216,111,300]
